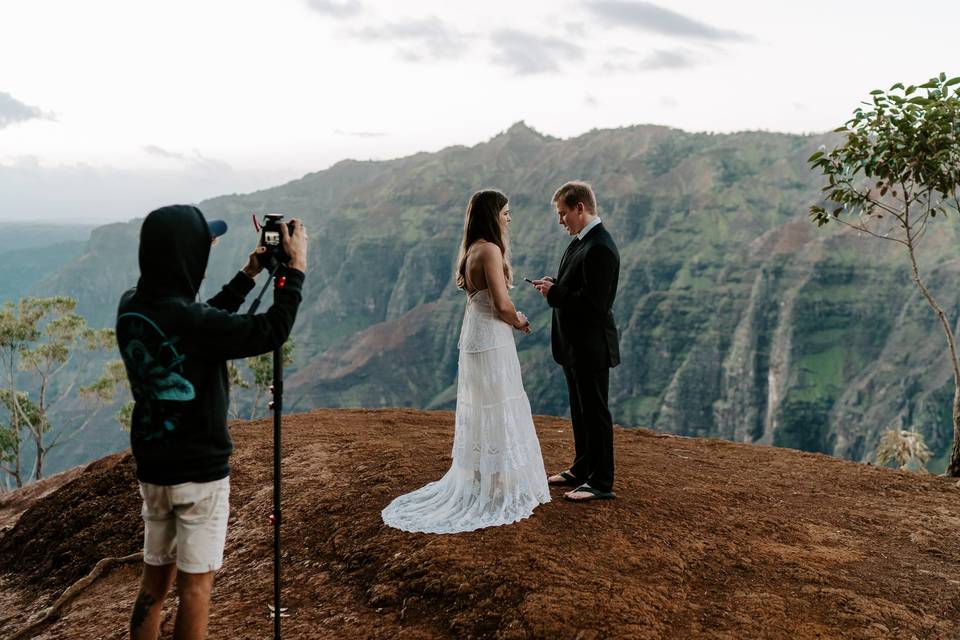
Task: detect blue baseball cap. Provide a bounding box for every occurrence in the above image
[208,219,228,239]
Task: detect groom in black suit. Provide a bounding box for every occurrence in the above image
[533,181,620,502]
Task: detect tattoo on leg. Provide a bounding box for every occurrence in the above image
[131,590,158,630]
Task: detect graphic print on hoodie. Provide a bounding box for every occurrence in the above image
[117,311,195,442]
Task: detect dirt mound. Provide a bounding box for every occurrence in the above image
[3,408,960,639]
[0,453,140,590]
[0,466,83,532]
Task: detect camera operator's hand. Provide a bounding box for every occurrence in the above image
[242,246,268,279]
[282,218,308,273]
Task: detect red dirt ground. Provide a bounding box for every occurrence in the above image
[0,467,81,532]
[3,408,960,639]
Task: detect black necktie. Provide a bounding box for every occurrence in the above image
[559,237,580,274]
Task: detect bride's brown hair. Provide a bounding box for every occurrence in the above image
[455,189,512,290]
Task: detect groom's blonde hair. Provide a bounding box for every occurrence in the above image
[552,181,597,213]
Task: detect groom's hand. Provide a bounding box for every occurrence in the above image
[532,277,554,298]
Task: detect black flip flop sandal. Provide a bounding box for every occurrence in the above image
[547,470,581,486]
[564,485,616,502]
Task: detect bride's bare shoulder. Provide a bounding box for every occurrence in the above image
[468,240,499,257]
[466,239,491,250]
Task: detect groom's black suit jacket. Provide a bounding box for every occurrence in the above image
[546,223,620,370]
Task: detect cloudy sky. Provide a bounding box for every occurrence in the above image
[1,0,956,222]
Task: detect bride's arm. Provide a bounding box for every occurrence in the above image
[480,244,529,331]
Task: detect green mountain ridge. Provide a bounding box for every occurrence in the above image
[20,121,960,475]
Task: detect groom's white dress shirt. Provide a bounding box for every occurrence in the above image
[577,217,602,240]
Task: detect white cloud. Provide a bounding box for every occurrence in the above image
[0,92,54,129]
[334,129,388,138]
[490,30,584,75]
[305,0,363,18]
[602,48,700,73]
[586,1,751,42]
[142,145,188,161]
[352,17,467,59]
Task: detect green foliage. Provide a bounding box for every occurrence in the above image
[248,343,295,388]
[81,328,117,351]
[0,296,118,485]
[80,359,133,430]
[713,147,758,188]
[227,361,250,390]
[0,423,17,467]
[228,341,295,420]
[81,360,128,402]
[0,390,40,487]
[809,73,960,228]
[0,390,41,426]
[644,134,699,177]
[774,397,832,453]
[116,401,134,431]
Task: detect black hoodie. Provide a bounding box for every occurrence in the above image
[116,205,304,485]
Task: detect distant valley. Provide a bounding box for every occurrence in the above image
[0,224,94,303]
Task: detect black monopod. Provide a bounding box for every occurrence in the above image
[247,213,294,640]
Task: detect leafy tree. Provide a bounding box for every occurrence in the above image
[116,400,134,431]
[80,359,134,430]
[0,391,39,489]
[0,422,18,488]
[229,341,295,420]
[227,361,251,420]
[809,73,960,474]
[0,299,44,488]
[0,297,115,486]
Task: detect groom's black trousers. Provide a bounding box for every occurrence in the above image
[564,365,614,493]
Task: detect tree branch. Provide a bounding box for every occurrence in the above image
[831,215,908,245]
[0,461,20,477]
[46,380,78,414]
[8,552,144,640]
[48,410,99,449]
[902,198,960,406]
[857,188,908,218]
[10,393,35,435]
[910,206,933,244]
[48,354,75,382]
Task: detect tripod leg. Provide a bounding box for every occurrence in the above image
[273,343,283,638]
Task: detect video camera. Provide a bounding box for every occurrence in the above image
[256,213,295,266]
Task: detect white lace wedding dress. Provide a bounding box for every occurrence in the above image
[382,288,550,534]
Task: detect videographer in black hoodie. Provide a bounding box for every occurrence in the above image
[116,204,306,640]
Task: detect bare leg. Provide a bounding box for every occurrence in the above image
[173,570,216,640]
[130,563,176,640]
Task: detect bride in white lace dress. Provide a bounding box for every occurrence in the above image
[382,189,550,534]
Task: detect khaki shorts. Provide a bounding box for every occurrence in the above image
[139,477,230,574]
